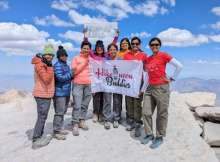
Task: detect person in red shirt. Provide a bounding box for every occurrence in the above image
[142,37,183,149]
[123,36,148,137]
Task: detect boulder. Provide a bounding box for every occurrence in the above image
[203,122,220,146]
[0,89,27,104]
[184,92,216,111]
[195,107,220,122]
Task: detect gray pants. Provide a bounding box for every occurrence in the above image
[142,84,170,137]
[33,97,51,140]
[72,84,91,124]
[53,96,70,133]
[103,92,112,121]
[113,94,122,121]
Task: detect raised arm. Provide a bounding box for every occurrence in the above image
[112,29,119,44]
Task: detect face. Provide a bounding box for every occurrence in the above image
[44,54,53,62]
[121,40,129,50]
[108,46,117,58]
[131,39,140,52]
[59,55,67,62]
[149,40,160,53]
[96,47,104,55]
[81,45,90,55]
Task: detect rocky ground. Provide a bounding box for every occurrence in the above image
[0,90,219,162]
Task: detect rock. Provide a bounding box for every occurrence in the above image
[195,107,220,122]
[193,112,205,129]
[184,92,216,111]
[203,122,220,146]
[0,89,27,104]
[0,91,218,162]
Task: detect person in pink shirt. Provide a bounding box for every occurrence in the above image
[71,41,92,136]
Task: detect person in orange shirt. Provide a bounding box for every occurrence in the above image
[71,41,92,136]
[31,44,55,149]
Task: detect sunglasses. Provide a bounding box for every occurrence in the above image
[131,42,140,46]
[150,44,160,47]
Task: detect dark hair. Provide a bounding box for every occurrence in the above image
[120,37,131,51]
[149,37,162,46]
[57,45,68,59]
[94,40,105,57]
[107,43,118,51]
[81,41,92,49]
[131,36,141,44]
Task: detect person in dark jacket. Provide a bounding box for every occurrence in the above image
[53,45,73,140]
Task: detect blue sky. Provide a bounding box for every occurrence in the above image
[0,0,220,79]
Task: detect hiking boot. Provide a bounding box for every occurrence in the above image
[59,129,69,135]
[79,120,89,131]
[150,137,163,149]
[32,134,52,150]
[104,121,111,130]
[92,114,98,123]
[53,133,66,140]
[126,121,135,131]
[140,134,154,145]
[72,124,79,136]
[134,123,141,137]
[113,121,119,128]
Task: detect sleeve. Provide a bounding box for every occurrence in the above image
[112,36,118,44]
[168,58,183,80]
[35,64,54,85]
[163,52,173,63]
[54,64,73,82]
[141,71,149,92]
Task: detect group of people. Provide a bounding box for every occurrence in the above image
[31,29,183,150]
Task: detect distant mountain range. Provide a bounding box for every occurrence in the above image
[172,77,220,105]
[0,75,219,105]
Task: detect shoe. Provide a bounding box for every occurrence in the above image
[79,120,89,130]
[92,114,98,123]
[150,137,163,149]
[72,124,79,136]
[140,135,154,145]
[59,129,69,135]
[53,133,66,140]
[32,135,52,149]
[113,121,119,128]
[134,123,141,137]
[126,122,135,131]
[104,121,111,130]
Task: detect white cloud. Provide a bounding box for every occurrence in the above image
[59,30,84,43]
[211,6,220,16]
[160,7,169,15]
[51,0,174,20]
[68,9,108,25]
[157,28,209,47]
[209,34,220,42]
[131,32,151,38]
[135,1,160,16]
[192,59,208,64]
[51,0,78,11]
[0,22,75,56]
[192,59,220,65]
[161,0,176,7]
[0,0,9,11]
[34,14,74,27]
[211,21,220,30]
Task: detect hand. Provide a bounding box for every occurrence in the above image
[169,77,175,82]
[83,27,88,34]
[139,92,144,97]
[115,28,119,37]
